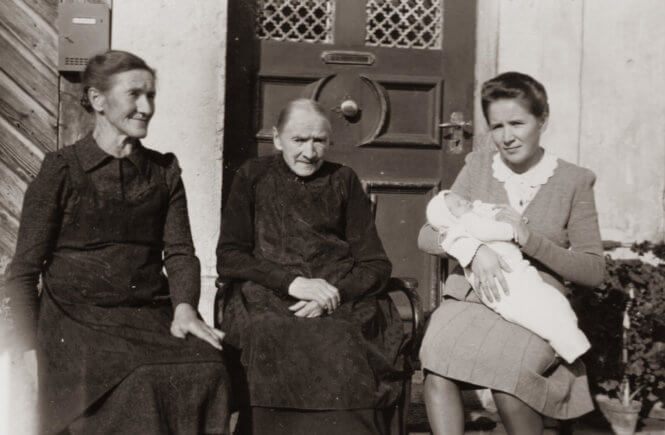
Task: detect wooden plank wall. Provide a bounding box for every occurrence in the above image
[0,0,58,276]
[0,0,110,279]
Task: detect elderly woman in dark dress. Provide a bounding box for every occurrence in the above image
[6,50,230,434]
[418,72,605,435]
[216,99,405,435]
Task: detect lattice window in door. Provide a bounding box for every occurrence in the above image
[366,0,443,50]
[257,0,335,44]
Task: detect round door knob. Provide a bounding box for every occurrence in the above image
[340,99,359,118]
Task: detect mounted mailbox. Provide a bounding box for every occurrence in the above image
[58,3,110,72]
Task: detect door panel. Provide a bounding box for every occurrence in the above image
[257,74,319,140]
[224,0,476,311]
[374,75,441,147]
[366,180,440,313]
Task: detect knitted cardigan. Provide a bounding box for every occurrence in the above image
[418,150,605,300]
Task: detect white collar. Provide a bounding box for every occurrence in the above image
[492,151,558,187]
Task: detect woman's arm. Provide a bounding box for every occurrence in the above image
[162,155,202,309]
[215,168,297,296]
[417,223,446,255]
[520,170,605,287]
[162,155,224,349]
[6,153,67,348]
[333,169,392,303]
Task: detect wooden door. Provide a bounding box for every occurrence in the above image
[224,0,476,311]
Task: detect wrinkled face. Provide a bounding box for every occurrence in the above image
[444,192,473,217]
[96,69,156,139]
[273,107,330,177]
[487,98,547,173]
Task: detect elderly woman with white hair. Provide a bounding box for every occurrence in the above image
[217,98,405,435]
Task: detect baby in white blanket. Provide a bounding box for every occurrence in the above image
[426,190,590,364]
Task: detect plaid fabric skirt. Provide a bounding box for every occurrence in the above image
[419,298,593,419]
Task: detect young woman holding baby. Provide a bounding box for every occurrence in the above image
[418,72,605,435]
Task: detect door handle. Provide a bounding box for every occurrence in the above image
[439,111,472,129]
[439,111,472,154]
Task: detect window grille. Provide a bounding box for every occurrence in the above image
[365,0,443,50]
[257,0,335,44]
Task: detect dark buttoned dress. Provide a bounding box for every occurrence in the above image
[217,155,406,435]
[6,135,230,434]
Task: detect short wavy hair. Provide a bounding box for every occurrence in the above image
[80,50,155,113]
[481,72,549,122]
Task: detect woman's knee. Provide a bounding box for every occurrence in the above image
[492,390,531,414]
[424,371,459,395]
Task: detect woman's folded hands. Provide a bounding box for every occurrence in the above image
[288,300,325,318]
[287,277,340,317]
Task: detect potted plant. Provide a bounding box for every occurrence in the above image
[594,284,642,435]
[572,242,665,433]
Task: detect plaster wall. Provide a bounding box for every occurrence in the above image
[475,0,665,243]
[112,0,228,320]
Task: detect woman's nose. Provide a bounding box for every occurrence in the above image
[502,126,514,144]
[137,95,154,115]
[301,141,316,158]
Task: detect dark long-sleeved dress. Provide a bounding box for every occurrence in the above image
[6,134,230,434]
[217,155,405,434]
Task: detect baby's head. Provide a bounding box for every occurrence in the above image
[444,192,473,217]
[426,190,473,230]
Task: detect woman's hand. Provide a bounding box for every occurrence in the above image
[288,277,340,313]
[494,205,530,246]
[288,300,325,318]
[171,303,225,350]
[470,245,512,303]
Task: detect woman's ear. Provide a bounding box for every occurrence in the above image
[273,126,283,151]
[539,116,549,133]
[88,87,106,114]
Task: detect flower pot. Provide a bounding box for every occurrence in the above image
[596,394,642,435]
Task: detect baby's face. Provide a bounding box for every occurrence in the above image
[444,192,473,217]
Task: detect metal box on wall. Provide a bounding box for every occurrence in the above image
[58,3,110,72]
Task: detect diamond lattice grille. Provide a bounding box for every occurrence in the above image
[257,0,335,44]
[366,0,443,50]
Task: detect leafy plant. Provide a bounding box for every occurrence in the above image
[572,248,665,415]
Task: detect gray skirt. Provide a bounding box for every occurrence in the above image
[419,298,593,419]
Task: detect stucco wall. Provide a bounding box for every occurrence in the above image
[475,0,665,243]
[112,0,228,320]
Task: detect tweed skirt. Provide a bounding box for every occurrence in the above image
[419,298,594,419]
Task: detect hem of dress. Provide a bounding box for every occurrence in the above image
[249,402,395,412]
[420,364,594,420]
